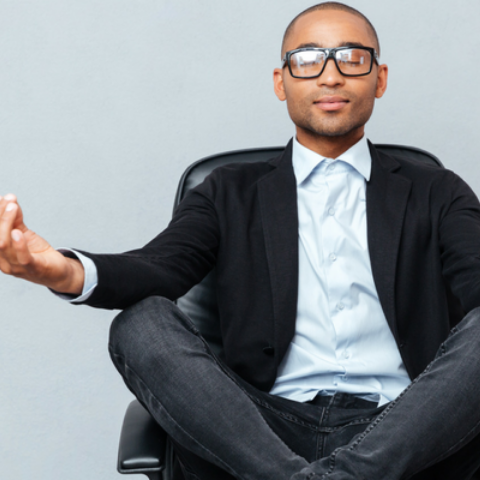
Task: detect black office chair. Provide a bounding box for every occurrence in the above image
[115,144,446,480]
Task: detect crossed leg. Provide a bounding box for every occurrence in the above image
[294,307,480,480]
[109,296,309,480]
[109,296,480,480]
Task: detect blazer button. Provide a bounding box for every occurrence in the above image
[263,346,275,356]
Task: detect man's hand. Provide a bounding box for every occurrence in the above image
[0,194,85,295]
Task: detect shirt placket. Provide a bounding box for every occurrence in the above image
[322,160,350,387]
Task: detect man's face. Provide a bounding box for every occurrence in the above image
[273,10,388,146]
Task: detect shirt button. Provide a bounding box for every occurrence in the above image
[328,207,335,216]
[329,253,337,262]
[337,302,345,311]
[262,346,275,356]
[342,350,350,359]
[328,163,336,171]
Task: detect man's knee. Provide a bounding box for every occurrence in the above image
[109,295,201,362]
[109,295,176,357]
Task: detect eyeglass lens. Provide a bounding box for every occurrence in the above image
[289,48,373,77]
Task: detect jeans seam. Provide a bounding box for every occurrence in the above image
[322,340,457,478]
[317,418,376,433]
[248,396,320,430]
[322,317,479,478]
[322,358,437,476]
[316,407,325,460]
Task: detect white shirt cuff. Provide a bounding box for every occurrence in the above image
[53,248,99,303]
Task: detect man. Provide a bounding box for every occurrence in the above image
[1,2,480,479]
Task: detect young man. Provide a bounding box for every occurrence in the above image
[1,3,480,479]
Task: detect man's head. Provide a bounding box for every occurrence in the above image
[273,2,388,156]
[281,3,381,59]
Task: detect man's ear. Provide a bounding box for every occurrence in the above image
[273,68,287,101]
[375,63,388,99]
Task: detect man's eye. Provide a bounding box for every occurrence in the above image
[338,53,366,65]
[301,60,319,67]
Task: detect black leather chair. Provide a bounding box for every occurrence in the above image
[116,145,445,480]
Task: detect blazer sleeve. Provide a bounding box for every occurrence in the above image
[438,170,480,313]
[74,176,220,310]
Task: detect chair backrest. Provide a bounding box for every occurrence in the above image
[175,144,443,355]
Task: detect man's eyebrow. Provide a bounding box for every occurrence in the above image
[341,42,369,48]
[295,42,322,49]
[293,41,370,50]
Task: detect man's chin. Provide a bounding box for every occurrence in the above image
[305,124,363,138]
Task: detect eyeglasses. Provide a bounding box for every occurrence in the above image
[282,46,379,78]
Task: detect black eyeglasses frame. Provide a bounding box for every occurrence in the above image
[281,46,379,79]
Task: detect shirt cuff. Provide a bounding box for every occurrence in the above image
[53,248,99,303]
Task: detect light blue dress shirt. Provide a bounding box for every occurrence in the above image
[269,137,411,406]
[63,136,411,405]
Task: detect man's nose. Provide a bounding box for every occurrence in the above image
[316,58,345,87]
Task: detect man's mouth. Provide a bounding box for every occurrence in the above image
[314,96,349,111]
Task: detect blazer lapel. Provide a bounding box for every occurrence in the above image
[367,142,412,337]
[257,140,299,359]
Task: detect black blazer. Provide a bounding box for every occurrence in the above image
[80,141,480,391]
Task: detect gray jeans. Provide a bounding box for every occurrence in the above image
[108,296,480,480]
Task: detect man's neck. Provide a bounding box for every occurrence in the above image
[296,128,365,159]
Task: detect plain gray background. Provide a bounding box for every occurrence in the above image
[0,1,479,479]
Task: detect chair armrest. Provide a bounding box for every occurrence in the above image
[118,399,168,477]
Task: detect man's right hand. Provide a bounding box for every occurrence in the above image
[0,194,85,295]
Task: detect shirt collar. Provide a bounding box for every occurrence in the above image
[292,135,372,185]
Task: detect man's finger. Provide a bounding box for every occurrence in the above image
[0,194,18,212]
[11,229,33,266]
[0,195,26,231]
[3,193,17,203]
[0,202,18,251]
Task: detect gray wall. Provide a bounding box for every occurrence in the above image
[0,1,478,479]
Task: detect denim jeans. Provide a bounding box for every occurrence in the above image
[108,296,480,480]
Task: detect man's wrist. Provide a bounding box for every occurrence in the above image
[50,249,98,302]
[49,256,85,296]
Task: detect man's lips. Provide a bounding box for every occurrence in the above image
[314,96,349,111]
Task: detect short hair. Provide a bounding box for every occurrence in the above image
[281,2,380,57]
